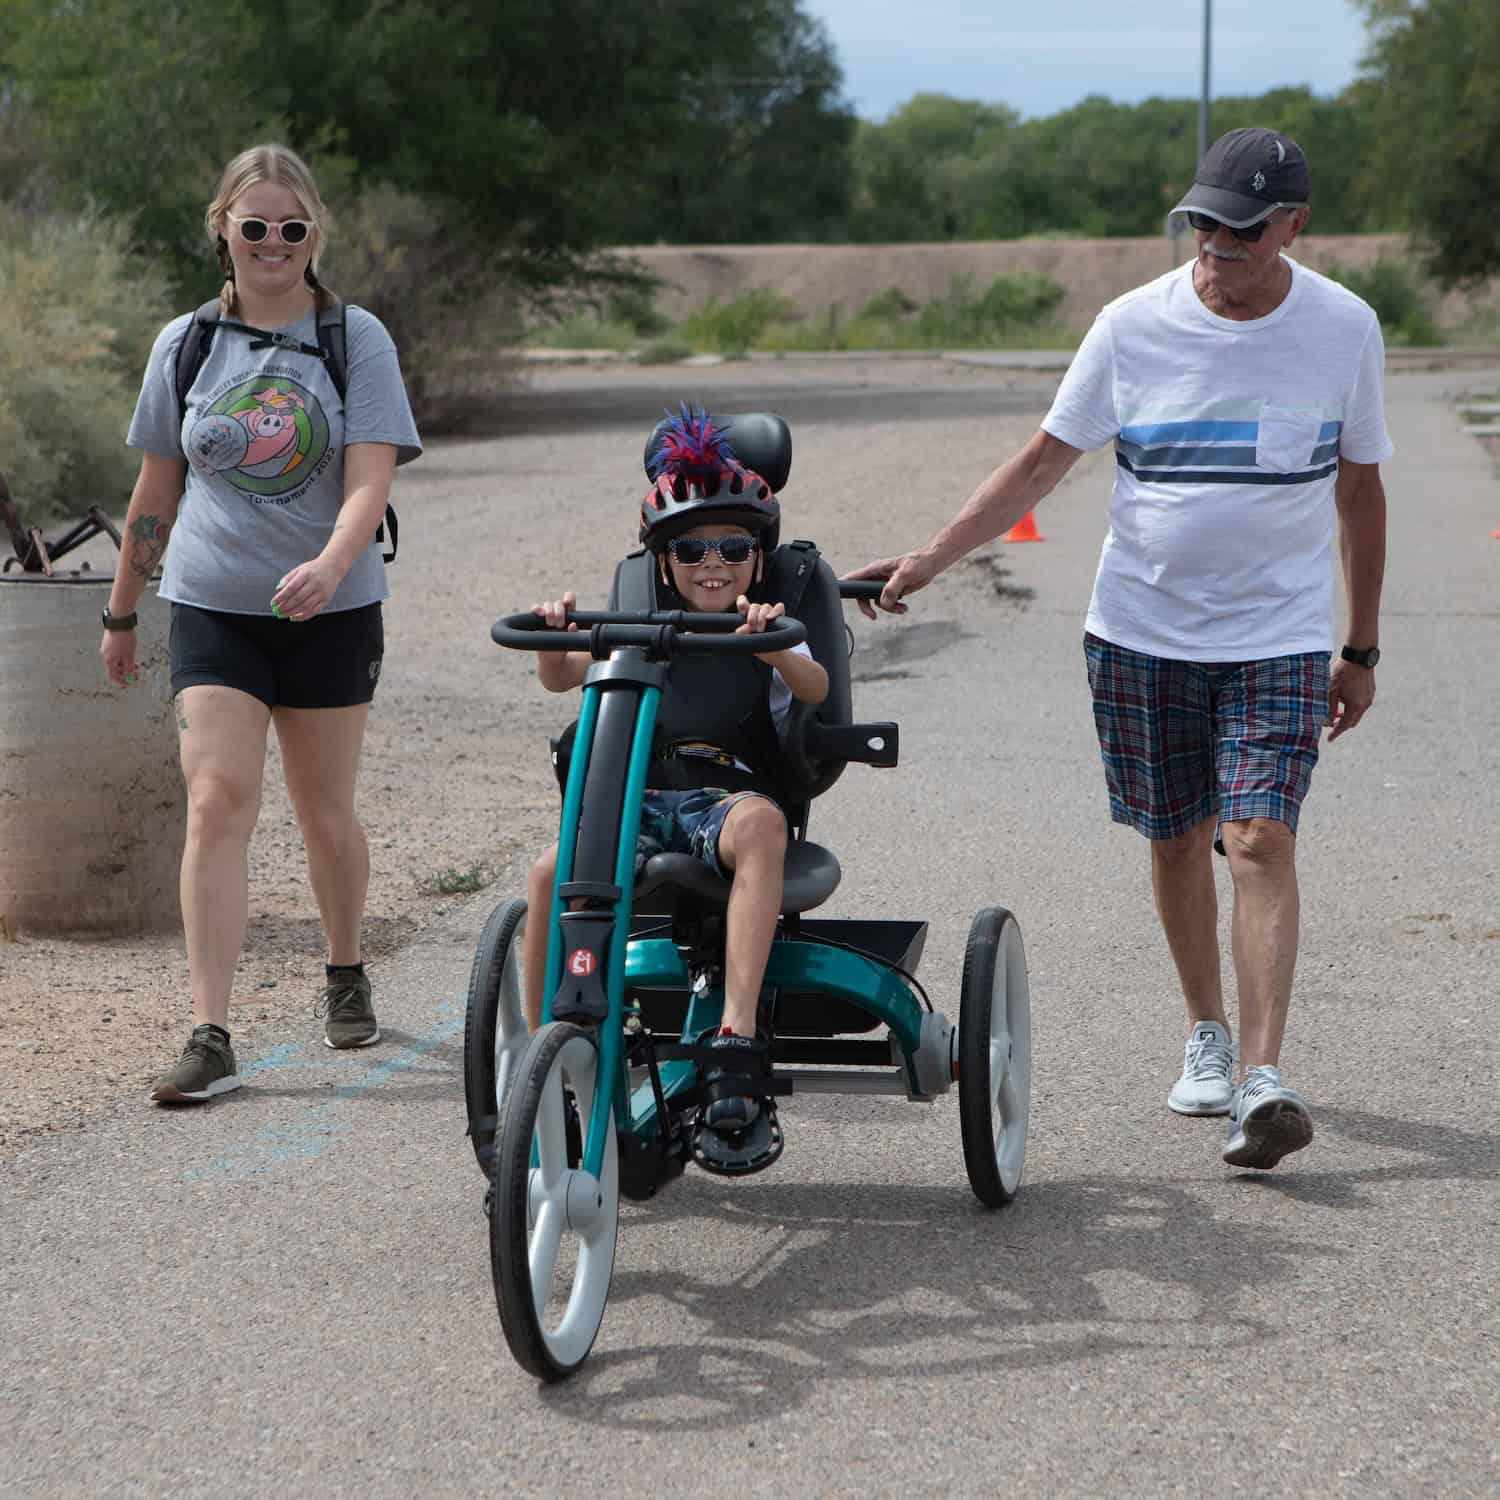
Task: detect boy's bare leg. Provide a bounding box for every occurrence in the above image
[522,846,557,1029]
[715,797,787,1036]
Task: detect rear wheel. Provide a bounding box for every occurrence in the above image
[463,897,529,1176]
[490,1022,619,1380]
[957,907,1031,1208]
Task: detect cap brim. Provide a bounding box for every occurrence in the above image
[1169,184,1298,228]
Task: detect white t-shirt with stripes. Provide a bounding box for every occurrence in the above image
[1042,256,1393,662]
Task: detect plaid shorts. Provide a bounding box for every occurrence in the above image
[636,788,776,879]
[1082,633,1330,841]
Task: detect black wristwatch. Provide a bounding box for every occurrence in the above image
[1341,644,1380,668]
[101,607,138,632]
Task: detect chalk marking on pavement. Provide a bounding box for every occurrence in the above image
[185,998,464,1183]
[239,1043,302,1080]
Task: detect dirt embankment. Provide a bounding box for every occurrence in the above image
[616,234,1483,329]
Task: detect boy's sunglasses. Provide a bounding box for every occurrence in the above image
[227,213,313,246]
[667,535,758,566]
[1185,208,1285,243]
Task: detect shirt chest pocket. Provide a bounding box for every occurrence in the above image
[1255,404,1324,474]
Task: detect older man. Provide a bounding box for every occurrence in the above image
[850,127,1390,1170]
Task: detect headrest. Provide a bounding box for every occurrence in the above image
[643,411,792,494]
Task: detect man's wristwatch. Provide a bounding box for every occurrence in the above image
[1340,644,1380,668]
[101,607,138,632]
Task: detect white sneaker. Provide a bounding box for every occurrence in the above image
[1223,1065,1313,1170]
[1167,1021,1235,1116]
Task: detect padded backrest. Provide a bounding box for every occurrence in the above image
[607,540,853,807]
[643,410,792,492]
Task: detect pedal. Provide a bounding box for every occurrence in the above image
[691,1104,785,1176]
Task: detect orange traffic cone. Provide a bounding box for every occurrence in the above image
[1002,510,1045,543]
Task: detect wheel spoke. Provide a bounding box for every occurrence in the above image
[997,1070,1023,1128]
[534,1071,568,1184]
[528,1199,563,1322]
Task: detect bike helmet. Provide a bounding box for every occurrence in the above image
[638,403,781,553]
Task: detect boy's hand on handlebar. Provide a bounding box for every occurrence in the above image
[532,591,579,630]
[735,596,783,634]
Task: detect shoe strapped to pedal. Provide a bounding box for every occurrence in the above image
[691,1032,786,1177]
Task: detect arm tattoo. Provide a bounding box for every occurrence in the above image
[127,513,172,580]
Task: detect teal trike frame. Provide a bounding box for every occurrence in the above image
[469,596,1032,1381]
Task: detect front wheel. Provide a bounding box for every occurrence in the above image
[490,1022,619,1380]
[463,897,529,1177]
[957,907,1032,1208]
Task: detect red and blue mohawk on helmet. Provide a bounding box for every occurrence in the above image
[638,401,780,553]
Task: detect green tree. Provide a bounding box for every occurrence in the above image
[1354,0,1500,285]
[848,94,1020,241]
[0,0,277,289]
[0,0,856,289]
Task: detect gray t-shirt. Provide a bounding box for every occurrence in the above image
[127,304,422,615]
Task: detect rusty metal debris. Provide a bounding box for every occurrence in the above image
[1,470,122,575]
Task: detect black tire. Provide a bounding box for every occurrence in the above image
[490,1021,619,1381]
[463,897,528,1176]
[957,906,1032,1209]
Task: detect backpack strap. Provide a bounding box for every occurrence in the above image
[763,537,820,616]
[174,300,223,420]
[314,301,348,401]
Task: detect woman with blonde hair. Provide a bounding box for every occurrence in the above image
[101,143,421,1103]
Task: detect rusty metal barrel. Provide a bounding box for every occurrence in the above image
[1,516,185,936]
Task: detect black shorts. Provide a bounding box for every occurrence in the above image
[168,602,384,709]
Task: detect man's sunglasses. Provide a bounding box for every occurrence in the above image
[1185,208,1286,243]
[227,213,313,246]
[667,535,758,566]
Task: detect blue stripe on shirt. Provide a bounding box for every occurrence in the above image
[1115,453,1340,485]
[1119,418,1342,446]
[1116,437,1342,470]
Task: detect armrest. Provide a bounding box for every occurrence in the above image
[804,719,899,767]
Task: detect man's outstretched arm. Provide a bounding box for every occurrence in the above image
[844,429,1085,617]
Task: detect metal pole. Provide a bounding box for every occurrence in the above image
[1198,0,1212,165]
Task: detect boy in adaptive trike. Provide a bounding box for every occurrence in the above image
[521,406,828,1164]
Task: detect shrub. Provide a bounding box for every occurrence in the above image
[634,336,695,364]
[321,185,525,432]
[857,286,918,321]
[679,289,795,355]
[532,312,641,351]
[912,272,1067,346]
[1322,257,1440,347]
[604,284,671,337]
[0,207,170,525]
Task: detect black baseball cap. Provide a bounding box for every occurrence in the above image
[1171,127,1310,228]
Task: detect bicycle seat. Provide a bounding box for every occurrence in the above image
[635,841,841,914]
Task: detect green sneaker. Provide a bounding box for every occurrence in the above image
[317,967,380,1049]
[149,1025,241,1105]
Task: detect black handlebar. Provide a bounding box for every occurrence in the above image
[492,609,808,657]
[836,579,888,601]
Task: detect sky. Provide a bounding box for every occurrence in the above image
[799,0,1373,122]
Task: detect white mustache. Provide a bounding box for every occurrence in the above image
[1203,242,1250,263]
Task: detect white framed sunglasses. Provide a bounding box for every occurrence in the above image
[226,212,314,246]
